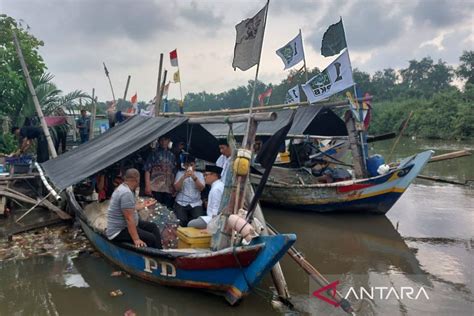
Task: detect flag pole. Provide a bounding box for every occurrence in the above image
[244,0,270,145]
[123,75,131,101]
[155,53,163,117]
[103,62,116,106]
[178,65,184,114]
[300,29,309,82]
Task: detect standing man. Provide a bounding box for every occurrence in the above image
[11,125,49,163]
[173,155,205,227]
[107,168,162,248]
[216,139,232,183]
[144,135,176,208]
[77,109,90,143]
[188,165,224,229]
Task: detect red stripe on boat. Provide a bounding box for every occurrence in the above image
[337,183,374,193]
[176,247,261,270]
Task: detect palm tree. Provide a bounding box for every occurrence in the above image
[17,72,90,125]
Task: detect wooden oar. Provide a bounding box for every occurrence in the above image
[266,223,354,314]
[428,150,471,163]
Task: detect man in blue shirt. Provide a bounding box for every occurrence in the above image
[77,109,90,143]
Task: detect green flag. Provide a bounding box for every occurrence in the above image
[321,18,347,57]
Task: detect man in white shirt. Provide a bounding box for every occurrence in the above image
[188,165,224,229]
[173,155,205,226]
[216,139,232,183]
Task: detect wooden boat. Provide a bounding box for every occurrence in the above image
[67,190,295,305]
[250,150,433,214]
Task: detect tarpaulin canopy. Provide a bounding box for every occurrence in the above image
[41,116,220,190]
[202,106,347,138]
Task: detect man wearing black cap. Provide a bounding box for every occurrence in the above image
[173,154,205,226]
[188,165,224,229]
[216,138,232,183]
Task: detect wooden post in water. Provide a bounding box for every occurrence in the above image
[155,53,164,117]
[344,110,367,178]
[89,88,96,141]
[12,31,57,159]
[246,184,291,302]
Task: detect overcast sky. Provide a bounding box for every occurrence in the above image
[2,0,473,102]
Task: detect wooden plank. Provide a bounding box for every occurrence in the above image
[5,217,64,240]
[429,150,471,163]
[187,112,276,124]
[163,96,373,117]
[0,190,71,220]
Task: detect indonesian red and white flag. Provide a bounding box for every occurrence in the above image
[130,92,138,104]
[258,87,273,105]
[170,49,178,67]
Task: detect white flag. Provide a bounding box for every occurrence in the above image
[276,32,304,70]
[232,3,268,71]
[302,49,354,104]
[285,85,300,104]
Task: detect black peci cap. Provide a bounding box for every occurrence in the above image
[205,165,223,174]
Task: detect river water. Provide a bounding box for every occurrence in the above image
[0,138,472,315]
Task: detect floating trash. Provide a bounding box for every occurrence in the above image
[0,225,95,262]
[110,289,123,297]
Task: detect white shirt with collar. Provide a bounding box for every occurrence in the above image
[216,154,231,183]
[174,170,204,207]
[201,179,224,224]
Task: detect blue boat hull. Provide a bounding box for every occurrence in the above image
[70,192,296,305]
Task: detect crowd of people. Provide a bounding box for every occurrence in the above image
[105,134,232,249]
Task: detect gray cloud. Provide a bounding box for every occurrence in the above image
[5,0,175,44]
[179,1,223,29]
[413,0,472,29]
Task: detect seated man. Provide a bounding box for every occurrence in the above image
[188,165,224,229]
[313,162,352,183]
[173,155,205,227]
[106,168,162,248]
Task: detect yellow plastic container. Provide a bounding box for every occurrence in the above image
[177,227,211,249]
[279,151,290,163]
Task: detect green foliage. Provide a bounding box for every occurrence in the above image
[0,132,18,154]
[369,88,473,140]
[457,50,474,85]
[0,14,46,121]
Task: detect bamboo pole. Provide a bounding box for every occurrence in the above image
[155,53,164,117]
[123,75,131,101]
[243,0,270,145]
[103,62,116,105]
[12,31,57,159]
[15,191,53,222]
[157,70,168,114]
[266,223,354,314]
[187,112,276,124]
[388,111,414,162]
[416,175,472,186]
[0,190,70,220]
[246,184,291,302]
[428,150,471,163]
[164,96,373,117]
[300,29,309,82]
[89,88,96,141]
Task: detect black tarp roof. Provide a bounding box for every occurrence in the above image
[202,106,347,138]
[42,116,220,190]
